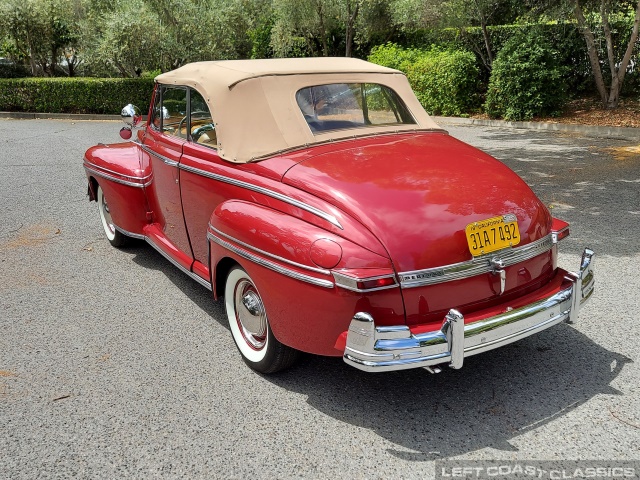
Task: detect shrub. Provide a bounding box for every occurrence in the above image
[368,43,421,70]
[485,31,569,121]
[397,22,598,96]
[369,43,480,116]
[0,77,155,114]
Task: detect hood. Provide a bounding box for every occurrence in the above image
[282,132,551,273]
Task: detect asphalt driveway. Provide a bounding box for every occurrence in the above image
[1,119,638,478]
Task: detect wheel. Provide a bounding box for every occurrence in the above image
[97,185,129,248]
[225,266,299,373]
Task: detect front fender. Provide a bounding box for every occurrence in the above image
[83,142,151,235]
[208,200,406,356]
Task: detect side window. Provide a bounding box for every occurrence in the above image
[161,87,188,138]
[189,89,217,148]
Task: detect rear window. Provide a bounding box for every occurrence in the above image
[296,83,416,134]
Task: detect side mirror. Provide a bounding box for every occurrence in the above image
[121,104,141,127]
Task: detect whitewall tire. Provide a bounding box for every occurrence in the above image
[97,185,129,248]
[225,266,299,373]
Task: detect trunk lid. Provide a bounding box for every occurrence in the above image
[282,132,554,325]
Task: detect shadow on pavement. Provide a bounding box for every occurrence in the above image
[266,324,630,459]
[124,243,229,329]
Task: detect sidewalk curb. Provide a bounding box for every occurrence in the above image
[433,116,640,141]
[0,111,122,121]
[1,111,639,140]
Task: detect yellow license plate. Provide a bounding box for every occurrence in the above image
[465,214,520,256]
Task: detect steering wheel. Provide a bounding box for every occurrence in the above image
[192,123,215,142]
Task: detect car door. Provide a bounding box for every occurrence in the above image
[178,87,224,280]
[142,85,194,270]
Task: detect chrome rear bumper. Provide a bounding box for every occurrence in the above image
[343,248,595,373]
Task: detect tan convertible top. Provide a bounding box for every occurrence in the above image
[155,58,442,163]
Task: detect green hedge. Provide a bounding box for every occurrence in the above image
[0,77,155,114]
[369,43,480,116]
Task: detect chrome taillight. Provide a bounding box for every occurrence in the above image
[332,270,398,292]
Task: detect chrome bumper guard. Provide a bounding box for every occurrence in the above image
[344,248,595,373]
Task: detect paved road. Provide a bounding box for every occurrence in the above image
[1,119,639,478]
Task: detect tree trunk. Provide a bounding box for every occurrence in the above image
[315,2,329,57]
[114,60,131,78]
[572,0,609,106]
[574,0,640,108]
[25,31,38,76]
[459,27,491,72]
[480,20,493,69]
[50,46,58,77]
[606,0,640,108]
[471,0,493,69]
[345,0,360,58]
[28,55,38,76]
[600,1,616,79]
[345,28,354,58]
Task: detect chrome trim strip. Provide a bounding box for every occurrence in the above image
[83,161,152,181]
[398,234,554,288]
[180,163,343,230]
[207,224,330,275]
[84,165,151,188]
[114,225,146,240]
[146,237,212,290]
[140,144,179,167]
[207,231,334,289]
[332,271,399,293]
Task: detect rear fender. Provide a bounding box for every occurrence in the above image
[209,200,406,356]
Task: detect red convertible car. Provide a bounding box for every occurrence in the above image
[83,58,594,374]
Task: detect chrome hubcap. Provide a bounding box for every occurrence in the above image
[234,279,267,350]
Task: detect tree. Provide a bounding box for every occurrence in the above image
[271,0,396,57]
[0,0,52,75]
[389,0,524,70]
[529,0,640,108]
[573,0,640,107]
[78,0,268,76]
[271,0,338,57]
[343,0,396,57]
[0,0,83,76]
